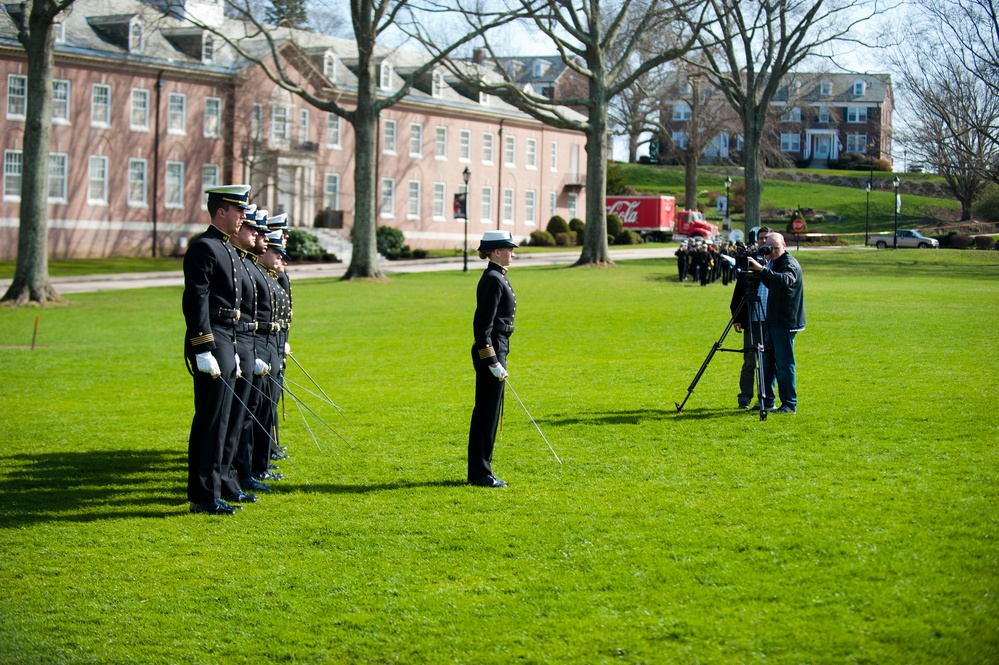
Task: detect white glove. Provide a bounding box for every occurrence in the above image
[195,352,221,378]
[234,352,242,379]
[254,358,270,376]
[285,342,291,355]
[488,363,508,381]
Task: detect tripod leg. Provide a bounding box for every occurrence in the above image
[676,301,744,413]
[749,313,768,422]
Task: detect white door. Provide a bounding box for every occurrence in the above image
[815,135,831,159]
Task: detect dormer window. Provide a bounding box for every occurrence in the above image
[790,79,801,95]
[853,79,865,96]
[479,91,490,106]
[432,70,445,98]
[129,20,143,53]
[820,80,832,96]
[379,62,393,90]
[532,61,543,77]
[324,53,337,81]
[671,101,691,121]
[680,79,691,95]
[54,21,65,43]
[202,34,214,63]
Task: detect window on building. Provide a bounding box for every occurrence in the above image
[299,108,310,145]
[502,188,514,224]
[435,126,447,159]
[672,131,688,150]
[129,21,143,53]
[164,161,184,209]
[483,132,494,164]
[853,80,865,96]
[781,106,801,122]
[327,113,341,148]
[550,140,558,171]
[525,189,536,225]
[91,84,111,127]
[383,119,397,154]
[433,182,446,219]
[204,97,221,138]
[202,34,214,63]
[271,105,290,143]
[380,177,395,217]
[407,180,421,218]
[202,164,219,207]
[550,191,557,217]
[410,123,423,157]
[324,53,337,81]
[325,173,340,210]
[128,158,147,206]
[780,133,801,152]
[672,102,691,121]
[47,153,67,202]
[379,62,392,90]
[846,134,868,153]
[479,91,490,105]
[568,192,578,220]
[250,103,262,141]
[818,106,830,122]
[459,129,471,161]
[526,138,537,169]
[168,93,186,134]
[504,135,516,166]
[432,71,445,98]
[4,150,22,200]
[847,107,869,123]
[52,80,70,123]
[88,155,108,204]
[131,89,150,130]
[820,80,832,96]
[481,186,493,223]
[54,22,65,43]
[7,74,26,119]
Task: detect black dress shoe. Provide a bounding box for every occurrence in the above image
[190,499,236,515]
[223,490,258,503]
[469,475,507,488]
[267,462,280,470]
[240,477,272,493]
[255,470,283,481]
[271,452,289,460]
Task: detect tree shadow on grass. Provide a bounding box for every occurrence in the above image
[0,449,186,528]
[301,479,468,495]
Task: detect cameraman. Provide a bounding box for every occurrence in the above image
[730,227,770,409]
[747,232,806,414]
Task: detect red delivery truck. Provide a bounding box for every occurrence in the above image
[605,195,718,242]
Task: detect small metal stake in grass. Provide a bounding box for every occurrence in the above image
[31,315,38,350]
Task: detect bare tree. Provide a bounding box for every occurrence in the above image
[1,1,75,305]
[426,0,704,266]
[686,0,881,232]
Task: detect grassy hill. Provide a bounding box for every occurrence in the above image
[611,163,962,239]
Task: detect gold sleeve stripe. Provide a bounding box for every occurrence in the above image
[477,346,496,359]
[191,333,215,345]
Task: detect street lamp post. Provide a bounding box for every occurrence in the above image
[865,181,871,247]
[892,175,900,249]
[724,176,732,231]
[462,166,471,273]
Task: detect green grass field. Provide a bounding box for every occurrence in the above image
[2,250,998,664]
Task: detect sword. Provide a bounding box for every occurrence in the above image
[284,376,352,427]
[287,353,351,426]
[269,375,350,445]
[504,378,562,465]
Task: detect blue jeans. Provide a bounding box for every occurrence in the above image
[764,327,797,410]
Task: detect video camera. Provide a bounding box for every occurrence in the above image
[735,243,772,271]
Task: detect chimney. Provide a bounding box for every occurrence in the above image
[472,48,485,64]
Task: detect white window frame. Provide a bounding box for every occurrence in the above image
[550,140,558,171]
[820,81,832,96]
[47,153,68,203]
[672,102,691,121]
[479,92,490,106]
[128,158,148,207]
[299,108,310,145]
[568,192,578,220]
[325,173,340,210]
[324,53,337,81]
[846,134,868,153]
[526,138,537,169]
[818,106,830,123]
[780,133,801,152]
[204,97,221,138]
[480,186,493,224]
[91,84,111,128]
[165,161,184,209]
[271,105,290,144]
[202,34,214,64]
[202,164,219,208]
[432,71,445,98]
[433,182,446,219]
[549,191,557,217]
[167,93,187,135]
[853,80,865,96]
[525,189,536,226]
[781,106,801,122]
[410,123,423,157]
[7,74,26,119]
[129,20,144,53]
[52,79,70,124]
[482,132,494,164]
[407,180,421,219]
[502,187,515,225]
[847,107,869,123]
[435,126,447,160]
[672,131,688,150]
[88,155,109,205]
[131,89,150,131]
[383,119,397,154]
[4,149,22,200]
[504,135,516,167]
[380,177,395,217]
[327,114,342,148]
[459,129,471,162]
[379,62,393,90]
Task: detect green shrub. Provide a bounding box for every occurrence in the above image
[973,235,994,250]
[606,213,623,237]
[530,230,556,246]
[286,229,324,261]
[615,229,643,245]
[950,234,974,250]
[376,226,406,258]
[569,218,586,244]
[412,248,429,259]
[555,231,578,246]
[972,185,999,222]
[547,215,570,236]
[606,161,628,195]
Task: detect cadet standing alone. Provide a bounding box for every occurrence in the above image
[468,230,518,488]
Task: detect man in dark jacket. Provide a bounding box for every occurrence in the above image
[747,233,805,413]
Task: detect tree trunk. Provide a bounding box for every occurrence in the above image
[684,154,698,212]
[342,68,382,280]
[628,133,639,163]
[577,100,611,266]
[741,110,765,233]
[1,14,62,305]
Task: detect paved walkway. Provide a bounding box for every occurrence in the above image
[2,248,675,294]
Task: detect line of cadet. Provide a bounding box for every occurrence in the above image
[674,238,741,286]
[182,184,295,516]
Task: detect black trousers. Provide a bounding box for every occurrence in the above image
[187,329,237,503]
[228,332,256,487]
[468,338,508,482]
[251,334,280,477]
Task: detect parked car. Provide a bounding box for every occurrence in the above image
[867,229,939,249]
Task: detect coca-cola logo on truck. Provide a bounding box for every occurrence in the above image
[606,200,641,225]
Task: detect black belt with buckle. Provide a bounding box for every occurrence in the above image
[235,321,258,333]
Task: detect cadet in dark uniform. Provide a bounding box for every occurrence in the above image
[468,230,518,488]
[253,230,289,482]
[182,184,252,515]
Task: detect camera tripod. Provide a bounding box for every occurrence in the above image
[675,278,769,421]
